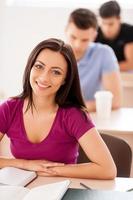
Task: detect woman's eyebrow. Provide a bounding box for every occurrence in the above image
[35,60,45,65]
[36,60,64,72]
[51,66,64,72]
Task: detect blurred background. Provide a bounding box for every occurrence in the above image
[0,0,133,97]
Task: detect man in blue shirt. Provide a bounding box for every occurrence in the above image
[65,8,122,111]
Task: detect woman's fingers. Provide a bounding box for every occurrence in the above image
[42,162,64,168]
[25,160,65,172]
[37,170,57,176]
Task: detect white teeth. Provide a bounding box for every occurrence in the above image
[37,82,50,88]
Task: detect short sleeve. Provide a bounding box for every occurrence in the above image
[125,25,133,43]
[101,45,119,73]
[0,100,11,134]
[64,107,95,140]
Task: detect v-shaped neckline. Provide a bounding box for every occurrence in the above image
[20,100,60,145]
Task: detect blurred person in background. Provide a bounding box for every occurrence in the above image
[96,0,133,71]
[65,8,122,112]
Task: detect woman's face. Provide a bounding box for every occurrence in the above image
[30,48,68,99]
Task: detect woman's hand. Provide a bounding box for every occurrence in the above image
[37,169,58,177]
[23,159,64,176]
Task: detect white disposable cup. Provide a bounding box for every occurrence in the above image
[94,91,113,119]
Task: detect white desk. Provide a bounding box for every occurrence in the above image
[90,108,133,177]
[90,108,133,134]
[28,176,133,192]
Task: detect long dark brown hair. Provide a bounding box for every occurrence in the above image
[15,38,87,112]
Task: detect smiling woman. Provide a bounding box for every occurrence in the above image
[29,49,67,99]
[0,38,116,179]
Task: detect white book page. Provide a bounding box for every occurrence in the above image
[0,167,37,186]
[0,186,29,200]
[114,178,133,192]
[23,180,70,200]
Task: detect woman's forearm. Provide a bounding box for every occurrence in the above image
[0,157,65,173]
[0,157,26,169]
[52,162,116,180]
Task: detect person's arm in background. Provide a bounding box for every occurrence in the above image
[101,46,122,109]
[102,71,122,109]
[85,100,96,112]
[85,71,122,111]
[119,43,133,71]
[85,74,122,112]
[86,46,122,112]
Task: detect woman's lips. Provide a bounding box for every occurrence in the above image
[36,81,51,89]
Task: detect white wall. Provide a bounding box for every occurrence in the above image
[0,4,72,96]
[0,1,133,97]
[0,1,5,97]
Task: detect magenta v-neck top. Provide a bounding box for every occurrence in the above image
[0,99,94,164]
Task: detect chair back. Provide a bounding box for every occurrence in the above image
[77,133,132,177]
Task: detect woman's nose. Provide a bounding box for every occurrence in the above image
[39,70,50,82]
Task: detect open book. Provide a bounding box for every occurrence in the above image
[0,180,70,200]
[0,167,37,186]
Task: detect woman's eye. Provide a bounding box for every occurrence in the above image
[52,70,61,75]
[34,64,43,69]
